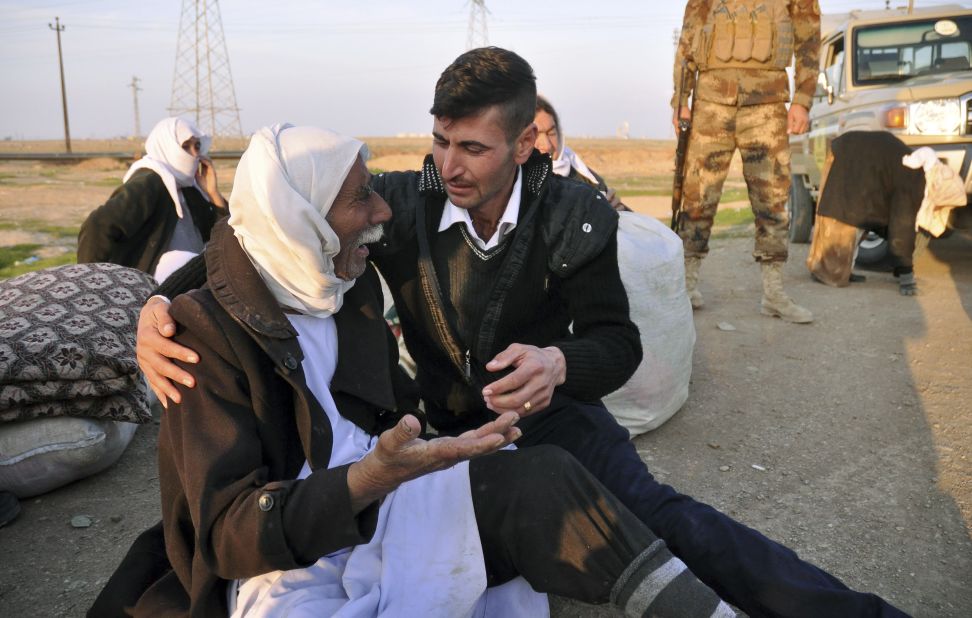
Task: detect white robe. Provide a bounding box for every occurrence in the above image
[231,313,548,618]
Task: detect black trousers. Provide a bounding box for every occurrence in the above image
[91,445,659,616]
[514,395,909,618]
[469,444,653,603]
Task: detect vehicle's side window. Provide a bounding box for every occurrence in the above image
[936,41,971,71]
[818,36,845,100]
[828,50,846,94]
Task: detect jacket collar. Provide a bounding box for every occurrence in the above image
[206,218,397,414]
[207,219,297,339]
[418,149,553,199]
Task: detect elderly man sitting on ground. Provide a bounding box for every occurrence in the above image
[125,123,733,618]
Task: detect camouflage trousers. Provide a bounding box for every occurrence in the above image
[678,100,791,262]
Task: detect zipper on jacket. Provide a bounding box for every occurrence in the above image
[464,349,471,382]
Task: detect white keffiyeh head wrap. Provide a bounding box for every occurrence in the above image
[228,124,367,317]
[123,117,211,218]
[545,115,599,186]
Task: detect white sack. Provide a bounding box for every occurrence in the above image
[603,212,695,436]
[0,416,138,497]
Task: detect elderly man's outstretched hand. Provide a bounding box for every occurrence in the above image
[137,296,199,408]
[347,413,520,513]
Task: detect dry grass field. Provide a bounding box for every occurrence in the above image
[0,136,750,279]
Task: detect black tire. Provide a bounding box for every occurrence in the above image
[787,175,814,244]
[855,231,890,266]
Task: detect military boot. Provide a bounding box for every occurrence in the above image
[760,261,813,323]
[684,256,704,309]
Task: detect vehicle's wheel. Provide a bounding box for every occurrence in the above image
[787,175,814,243]
[855,231,889,266]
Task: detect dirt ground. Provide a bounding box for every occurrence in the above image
[0,139,970,617]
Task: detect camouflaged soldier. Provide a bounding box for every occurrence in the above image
[672,0,819,323]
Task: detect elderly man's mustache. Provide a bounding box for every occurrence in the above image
[355,223,384,246]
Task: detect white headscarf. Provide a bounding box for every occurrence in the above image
[228,124,367,317]
[123,117,212,218]
[555,142,600,186]
[545,115,599,185]
[902,147,968,237]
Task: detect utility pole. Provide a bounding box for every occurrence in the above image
[48,17,71,153]
[129,76,143,139]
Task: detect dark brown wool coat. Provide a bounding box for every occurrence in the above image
[134,220,416,617]
[77,169,221,276]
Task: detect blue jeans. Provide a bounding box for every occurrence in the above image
[515,396,908,618]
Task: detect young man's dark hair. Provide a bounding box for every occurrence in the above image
[430,46,537,143]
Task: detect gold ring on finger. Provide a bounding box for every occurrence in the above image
[523,401,532,412]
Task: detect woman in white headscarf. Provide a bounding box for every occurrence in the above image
[78,116,227,283]
[534,95,628,211]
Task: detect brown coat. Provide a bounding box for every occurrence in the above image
[77,169,222,276]
[135,219,416,617]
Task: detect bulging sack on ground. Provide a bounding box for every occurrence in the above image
[603,213,695,436]
[0,262,152,496]
[0,416,137,497]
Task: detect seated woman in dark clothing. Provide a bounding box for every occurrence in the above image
[77,116,226,283]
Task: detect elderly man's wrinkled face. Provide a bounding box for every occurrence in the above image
[326,157,391,281]
[533,110,560,157]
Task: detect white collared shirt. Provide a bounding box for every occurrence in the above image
[438,167,522,250]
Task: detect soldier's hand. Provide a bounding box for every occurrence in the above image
[672,106,692,134]
[788,104,810,135]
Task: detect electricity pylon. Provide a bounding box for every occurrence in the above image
[467,0,489,50]
[168,0,243,138]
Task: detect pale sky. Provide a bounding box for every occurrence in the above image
[1,0,969,141]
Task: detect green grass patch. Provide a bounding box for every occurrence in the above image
[718,187,749,203]
[0,220,80,238]
[0,252,76,280]
[0,244,42,270]
[710,207,755,240]
[88,177,123,187]
[713,207,754,227]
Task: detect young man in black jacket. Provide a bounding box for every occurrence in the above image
[135,47,905,618]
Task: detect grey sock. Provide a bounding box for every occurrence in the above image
[898,272,917,296]
[611,540,736,617]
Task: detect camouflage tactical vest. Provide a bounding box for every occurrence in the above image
[695,0,794,71]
